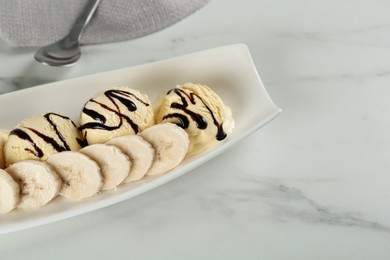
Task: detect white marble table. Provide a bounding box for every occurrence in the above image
[1,0,390,259]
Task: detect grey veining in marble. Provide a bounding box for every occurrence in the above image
[198,174,390,233]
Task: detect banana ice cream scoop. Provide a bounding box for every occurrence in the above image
[4,113,83,166]
[79,86,154,145]
[156,83,234,154]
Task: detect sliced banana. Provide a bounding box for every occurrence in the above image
[0,135,5,169]
[106,135,154,182]
[80,144,130,190]
[6,161,61,209]
[0,169,20,214]
[47,151,103,200]
[139,123,189,175]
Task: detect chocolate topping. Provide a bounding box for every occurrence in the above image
[162,88,227,141]
[79,89,150,134]
[10,128,44,158]
[9,113,79,158]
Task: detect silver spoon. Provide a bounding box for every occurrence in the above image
[34,0,101,66]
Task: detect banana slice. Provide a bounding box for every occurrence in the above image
[47,151,103,200]
[80,144,130,190]
[6,161,61,209]
[0,135,5,169]
[139,123,189,175]
[0,169,20,214]
[106,135,154,182]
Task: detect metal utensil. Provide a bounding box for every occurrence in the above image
[34,0,101,66]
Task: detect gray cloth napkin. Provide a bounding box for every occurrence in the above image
[0,0,209,47]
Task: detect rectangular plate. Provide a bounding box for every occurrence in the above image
[0,44,281,234]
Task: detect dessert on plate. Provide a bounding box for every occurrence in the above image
[79,86,154,145]
[0,83,234,214]
[156,83,234,155]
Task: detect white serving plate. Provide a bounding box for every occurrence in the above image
[0,44,281,234]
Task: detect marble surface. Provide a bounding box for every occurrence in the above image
[1,0,390,259]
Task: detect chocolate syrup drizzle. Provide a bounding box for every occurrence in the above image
[162,88,227,141]
[79,89,150,134]
[9,113,80,158]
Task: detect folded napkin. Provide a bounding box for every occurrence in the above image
[0,0,209,47]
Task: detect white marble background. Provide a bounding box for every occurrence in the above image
[1,0,390,259]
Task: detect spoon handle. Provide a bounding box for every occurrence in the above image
[68,0,102,42]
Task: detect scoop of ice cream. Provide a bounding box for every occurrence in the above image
[4,113,83,166]
[79,86,154,144]
[156,83,234,154]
